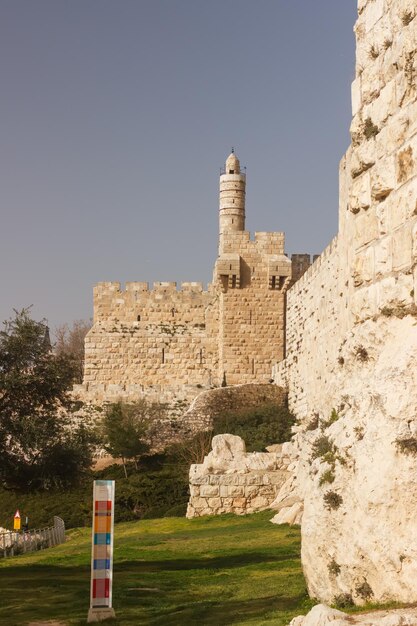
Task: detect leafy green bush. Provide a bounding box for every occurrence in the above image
[101,401,153,477]
[0,485,91,530]
[319,469,335,486]
[311,435,334,460]
[0,453,190,530]
[211,404,295,452]
[104,466,189,523]
[0,400,293,529]
[0,309,95,490]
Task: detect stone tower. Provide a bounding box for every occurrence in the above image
[219,150,246,253]
[215,151,292,386]
[77,150,294,405]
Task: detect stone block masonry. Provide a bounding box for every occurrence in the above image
[274,0,417,422]
[187,435,291,518]
[76,151,311,407]
[181,383,288,432]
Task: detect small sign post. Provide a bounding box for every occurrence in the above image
[87,480,116,623]
[13,510,21,531]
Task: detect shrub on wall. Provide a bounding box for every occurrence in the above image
[211,404,296,452]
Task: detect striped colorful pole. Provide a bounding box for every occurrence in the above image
[87,480,116,623]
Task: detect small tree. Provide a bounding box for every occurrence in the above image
[54,319,92,384]
[0,309,95,490]
[102,401,158,477]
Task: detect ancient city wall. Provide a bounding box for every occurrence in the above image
[273,235,350,418]
[272,0,417,607]
[274,0,417,422]
[79,219,293,405]
[78,281,220,404]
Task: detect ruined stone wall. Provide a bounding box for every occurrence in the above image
[187,435,290,518]
[182,383,288,431]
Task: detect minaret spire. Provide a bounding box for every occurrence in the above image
[218,151,246,254]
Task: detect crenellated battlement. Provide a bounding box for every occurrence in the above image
[125,282,149,292]
[83,149,291,403]
[95,280,210,299]
[288,236,339,291]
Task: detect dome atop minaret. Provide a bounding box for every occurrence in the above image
[225,150,240,175]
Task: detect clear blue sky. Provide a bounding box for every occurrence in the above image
[0,0,357,330]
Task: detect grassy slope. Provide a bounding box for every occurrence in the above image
[0,511,313,626]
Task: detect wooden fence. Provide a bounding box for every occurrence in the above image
[0,516,65,558]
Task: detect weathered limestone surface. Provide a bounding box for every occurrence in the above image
[289,604,417,626]
[273,0,417,608]
[187,435,290,518]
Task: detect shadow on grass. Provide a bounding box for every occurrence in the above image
[0,551,304,625]
[147,592,308,625]
[115,550,298,572]
[0,564,90,625]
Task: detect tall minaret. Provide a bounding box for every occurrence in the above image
[219,150,246,254]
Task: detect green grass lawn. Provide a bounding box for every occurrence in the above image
[0,511,313,626]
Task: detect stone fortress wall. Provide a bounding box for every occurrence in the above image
[80,280,218,404]
[272,235,347,418]
[272,0,417,607]
[274,0,417,419]
[216,229,288,386]
[76,152,313,406]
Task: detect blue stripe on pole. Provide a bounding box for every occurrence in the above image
[94,559,111,570]
[94,533,111,545]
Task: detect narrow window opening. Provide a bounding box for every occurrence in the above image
[232,218,234,223]
[229,264,232,270]
[199,349,203,365]
[271,276,276,289]
[162,348,165,364]
[251,359,255,374]
[229,169,234,174]
[137,315,141,321]
[171,307,176,317]
[249,310,252,325]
